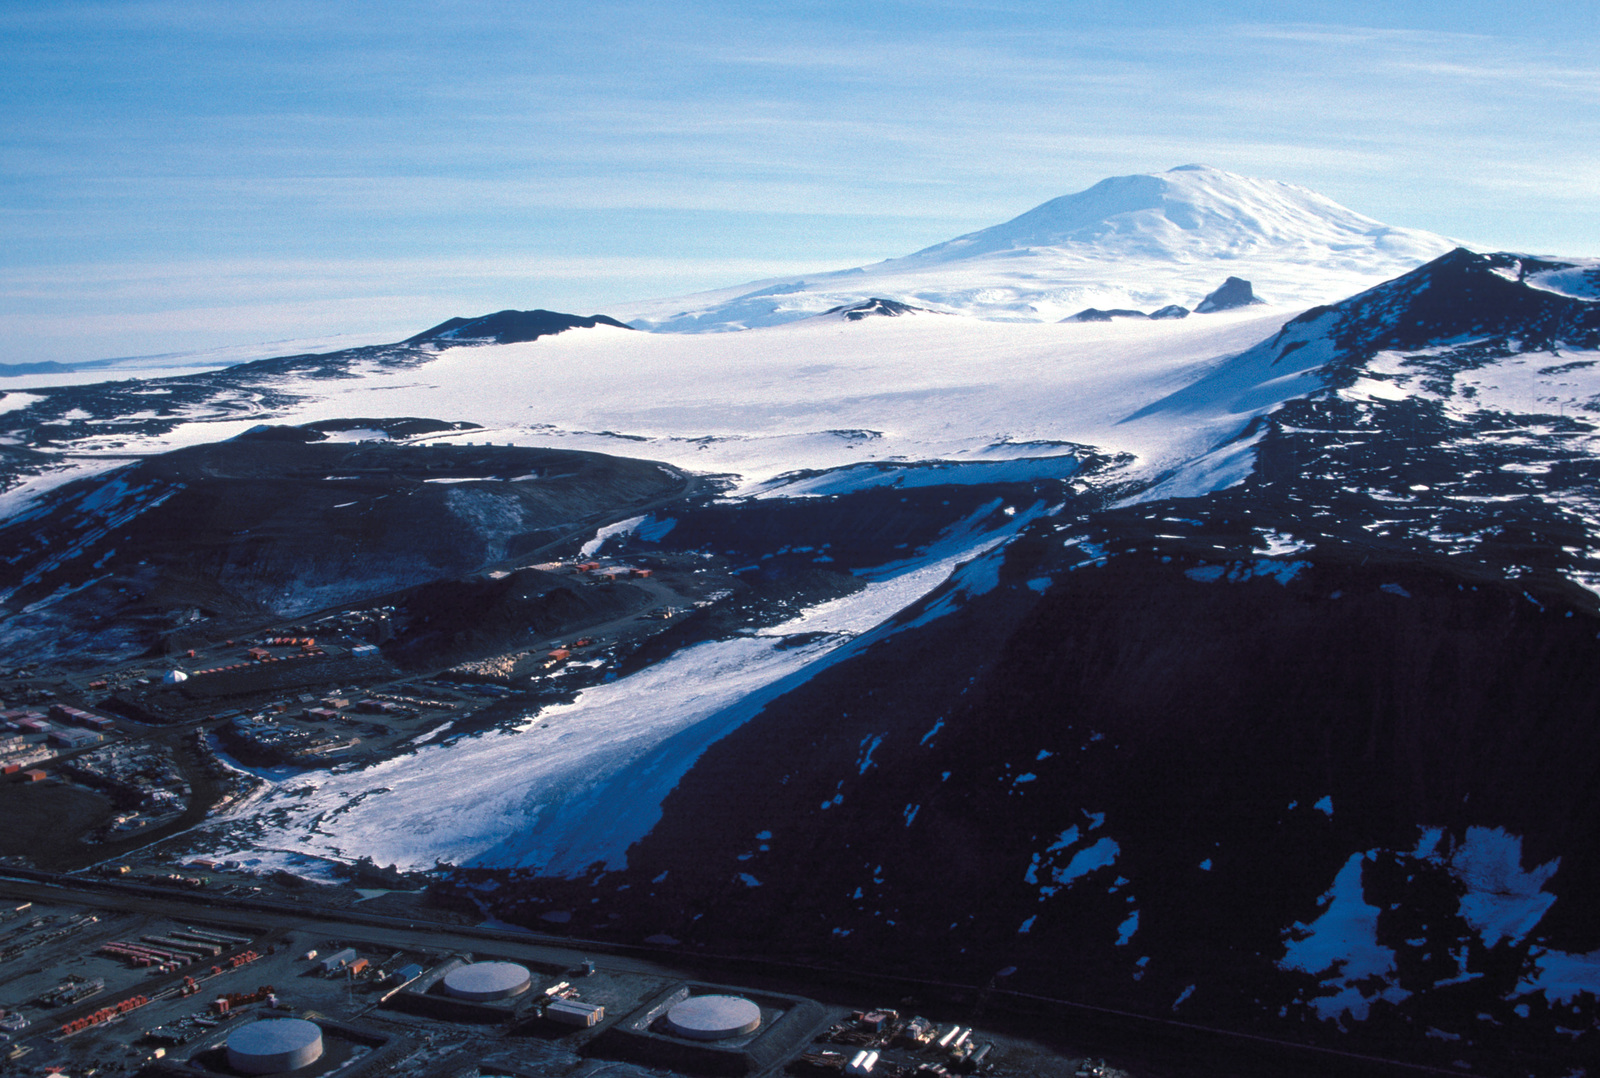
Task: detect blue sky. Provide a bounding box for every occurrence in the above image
[2,0,1598,363]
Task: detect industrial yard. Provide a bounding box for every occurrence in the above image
[0,882,1106,1078]
[0,533,1093,1078]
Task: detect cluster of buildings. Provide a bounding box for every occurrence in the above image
[804,1009,1001,1078]
[306,606,394,642]
[174,637,330,681]
[221,713,360,766]
[0,884,1057,1078]
[360,688,457,711]
[61,743,190,836]
[535,559,656,584]
[445,650,534,680]
[1,704,116,782]
[86,667,155,693]
[445,635,614,683]
[95,927,252,973]
[99,629,381,697]
[212,680,480,765]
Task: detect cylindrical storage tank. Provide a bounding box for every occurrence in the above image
[441,961,532,1001]
[663,994,763,1040]
[225,1018,324,1074]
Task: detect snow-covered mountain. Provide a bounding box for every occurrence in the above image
[619,164,1455,332]
[4,170,1600,1070]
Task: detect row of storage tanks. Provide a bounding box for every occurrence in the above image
[224,961,545,1074]
[223,962,768,1073]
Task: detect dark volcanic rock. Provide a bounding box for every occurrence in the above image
[405,308,632,346]
[387,568,646,670]
[1062,307,1149,323]
[304,417,481,439]
[1313,248,1600,363]
[1195,275,1265,312]
[232,424,327,443]
[605,534,1600,1012]
[821,297,927,320]
[474,468,1600,1072]
[1148,304,1190,319]
[0,441,690,666]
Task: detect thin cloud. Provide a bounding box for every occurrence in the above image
[4,4,1600,361]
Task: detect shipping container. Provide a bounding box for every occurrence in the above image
[847,1051,880,1076]
[320,948,357,973]
[546,999,604,1027]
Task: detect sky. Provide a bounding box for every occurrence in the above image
[2,0,1598,365]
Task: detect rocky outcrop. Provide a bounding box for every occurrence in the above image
[1062,307,1150,322]
[1195,276,1265,312]
[821,297,927,320]
[1063,305,1190,323]
[405,308,632,346]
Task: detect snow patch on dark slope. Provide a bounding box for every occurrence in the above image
[1522,257,1600,302]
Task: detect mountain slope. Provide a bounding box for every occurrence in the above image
[0,439,689,666]
[212,248,1600,1073]
[620,165,1456,332]
[6,216,1600,1069]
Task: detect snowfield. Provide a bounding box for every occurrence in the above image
[220,308,1309,497]
[0,308,1324,508]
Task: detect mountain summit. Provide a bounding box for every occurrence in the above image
[906,164,1442,264]
[619,164,1455,332]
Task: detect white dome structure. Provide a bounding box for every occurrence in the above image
[225,1018,324,1074]
[163,669,189,684]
